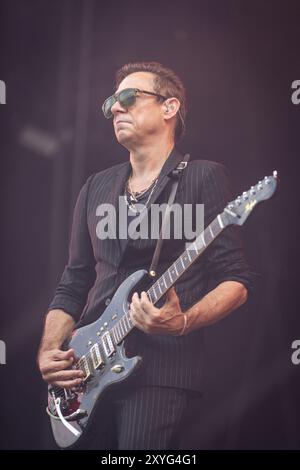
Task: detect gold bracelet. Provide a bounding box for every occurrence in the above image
[179,313,188,336]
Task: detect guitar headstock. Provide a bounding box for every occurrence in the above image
[222,171,278,226]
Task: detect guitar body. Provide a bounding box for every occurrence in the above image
[47,269,147,449]
[46,171,278,449]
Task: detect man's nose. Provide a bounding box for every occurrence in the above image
[111,99,126,116]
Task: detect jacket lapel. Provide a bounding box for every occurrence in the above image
[98,161,131,263]
[143,146,184,207]
[99,146,185,264]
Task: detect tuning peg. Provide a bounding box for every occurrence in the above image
[242,191,249,200]
[250,186,256,195]
[273,170,278,178]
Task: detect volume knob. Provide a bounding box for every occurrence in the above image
[111,365,124,374]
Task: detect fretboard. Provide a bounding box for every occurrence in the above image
[110,213,226,345]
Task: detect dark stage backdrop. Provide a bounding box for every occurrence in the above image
[0,0,299,450]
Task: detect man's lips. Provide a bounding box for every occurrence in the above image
[115,119,131,126]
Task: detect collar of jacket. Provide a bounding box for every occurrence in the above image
[113,145,184,206]
[100,145,185,261]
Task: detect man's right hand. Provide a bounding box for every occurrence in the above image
[38,348,85,389]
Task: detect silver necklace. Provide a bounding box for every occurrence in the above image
[125,176,159,214]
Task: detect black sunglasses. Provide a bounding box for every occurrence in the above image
[102,88,167,119]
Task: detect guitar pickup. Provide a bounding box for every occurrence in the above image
[101,331,115,358]
[79,355,91,380]
[90,343,104,370]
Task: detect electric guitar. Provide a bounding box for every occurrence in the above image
[47,171,278,448]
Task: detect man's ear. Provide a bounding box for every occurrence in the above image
[163,97,180,120]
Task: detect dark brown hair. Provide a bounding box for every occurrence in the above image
[115,61,187,141]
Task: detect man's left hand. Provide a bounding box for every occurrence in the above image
[130,287,186,336]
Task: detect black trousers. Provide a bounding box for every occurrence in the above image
[86,383,201,450]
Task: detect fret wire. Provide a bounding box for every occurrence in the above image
[116,326,121,342]
[123,316,128,331]
[204,227,213,244]
[149,289,156,303]
[145,215,226,309]
[213,217,223,235]
[148,238,208,303]
[127,312,133,326]
[193,238,203,253]
[122,317,127,332]
[116,324,121,342]
[174,259,184,274]
[120,321,125,338]
[211,220,219,238]
[124,315,129,331]
[111,328,117,344]
[157,278,164,291]
[147,288,153,302]
[115,327,120,343]
[119,320,124,337]
[117,320,122,338]
[119,321,124,337]
[201,233,206,247]
[169,266,176,279]
[217,214,224,229]
[112,327,118,343]
[151,286,158,301]
[113,325,118,342]
[151,290,158,304]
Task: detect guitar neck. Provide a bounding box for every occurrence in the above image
[111,213,226,343]
[147,213,225,304]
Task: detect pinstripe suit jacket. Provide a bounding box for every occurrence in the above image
[48,146,252,392]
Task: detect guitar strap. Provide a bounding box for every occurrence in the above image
[148,153,190,278]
